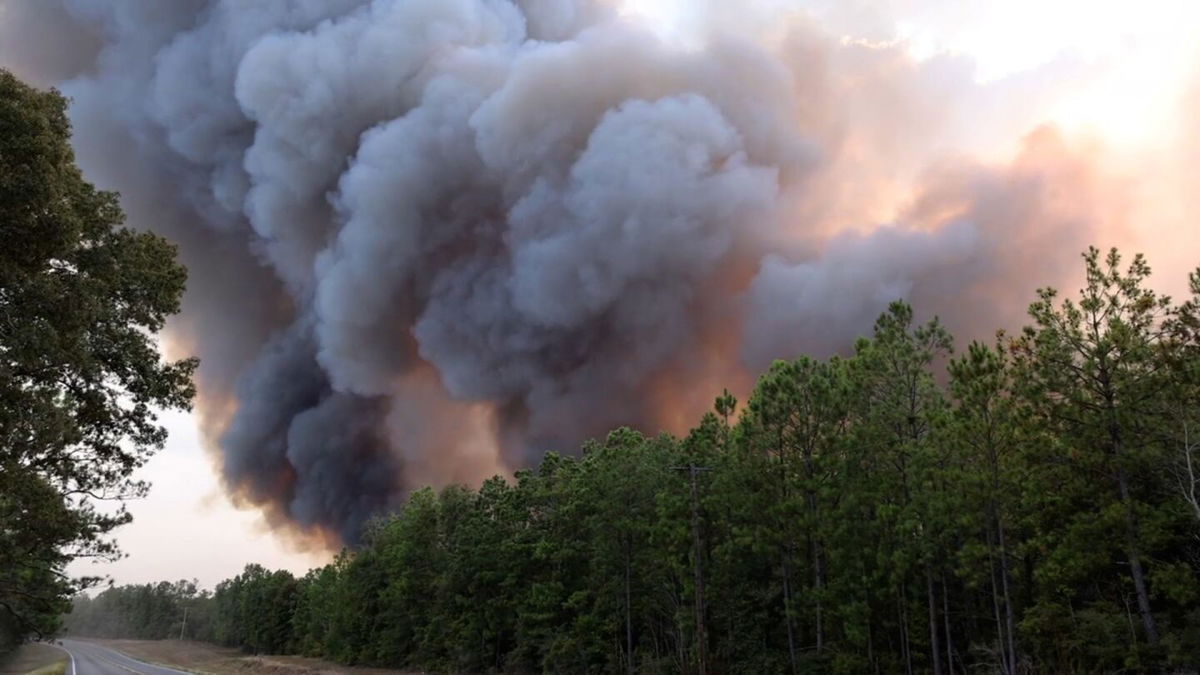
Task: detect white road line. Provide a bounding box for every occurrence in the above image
[46,641,76,675]
[57,639,196,675]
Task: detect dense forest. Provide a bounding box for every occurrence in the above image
[68,248,1200,673]
[4,23,1199,675]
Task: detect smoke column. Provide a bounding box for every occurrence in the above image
[0,0,1179,543]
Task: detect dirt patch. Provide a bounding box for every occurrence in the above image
[88,640,420,675]
[0,643,68,674]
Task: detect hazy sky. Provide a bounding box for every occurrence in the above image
[4,0,1192,588]
[66,409,332,589]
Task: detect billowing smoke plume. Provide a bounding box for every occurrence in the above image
[0,0,1149,542]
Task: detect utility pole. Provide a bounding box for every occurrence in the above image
[179,606,188,641]
[672,463,712,674]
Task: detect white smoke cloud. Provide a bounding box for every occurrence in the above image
[0,0,1156,541]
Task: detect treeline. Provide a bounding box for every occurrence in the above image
[64,580,216,642]
[74,249,1200,673]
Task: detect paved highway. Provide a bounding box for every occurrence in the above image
[55,640,192,675]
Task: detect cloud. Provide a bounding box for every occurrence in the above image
[0,0,1177,543]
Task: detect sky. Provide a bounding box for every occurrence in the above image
[8,0,1193,588]
[623,0,1200,149]
[67,409,333,589]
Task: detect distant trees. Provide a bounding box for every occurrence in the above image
[0,69,195,652]
[58,248,1200,672]
[65,580,214,642]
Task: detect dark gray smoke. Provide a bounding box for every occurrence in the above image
[0,0,1117,542]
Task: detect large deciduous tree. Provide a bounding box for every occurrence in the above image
[0,69,195,649]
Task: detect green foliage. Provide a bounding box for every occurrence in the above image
[0,69,195,652]
[50,248,1200,673]
[213,565,297,654]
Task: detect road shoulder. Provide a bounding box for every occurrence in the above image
[0,643,69,675]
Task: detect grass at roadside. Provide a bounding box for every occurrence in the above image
[90,639,417,675]
[0,643,67,675]
[26,663,66,675]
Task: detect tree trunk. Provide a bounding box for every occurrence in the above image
[987,526,1010,675]
[625,544,634,675]
[941,572,953,674]
[926,566,943,675]
[1116,465,1159,644]
[782,548,798,675]
[899,586,913,675]
[863,563,877,675]
[674,583,687,673]
[1101,364,1158,646]
[809,499,825,655]
[1180,421,1200,522]
[687,468,709,674]
[996,516,1018,672]
[867,601,877,675]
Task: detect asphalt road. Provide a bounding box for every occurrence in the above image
[55,640,192,675]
